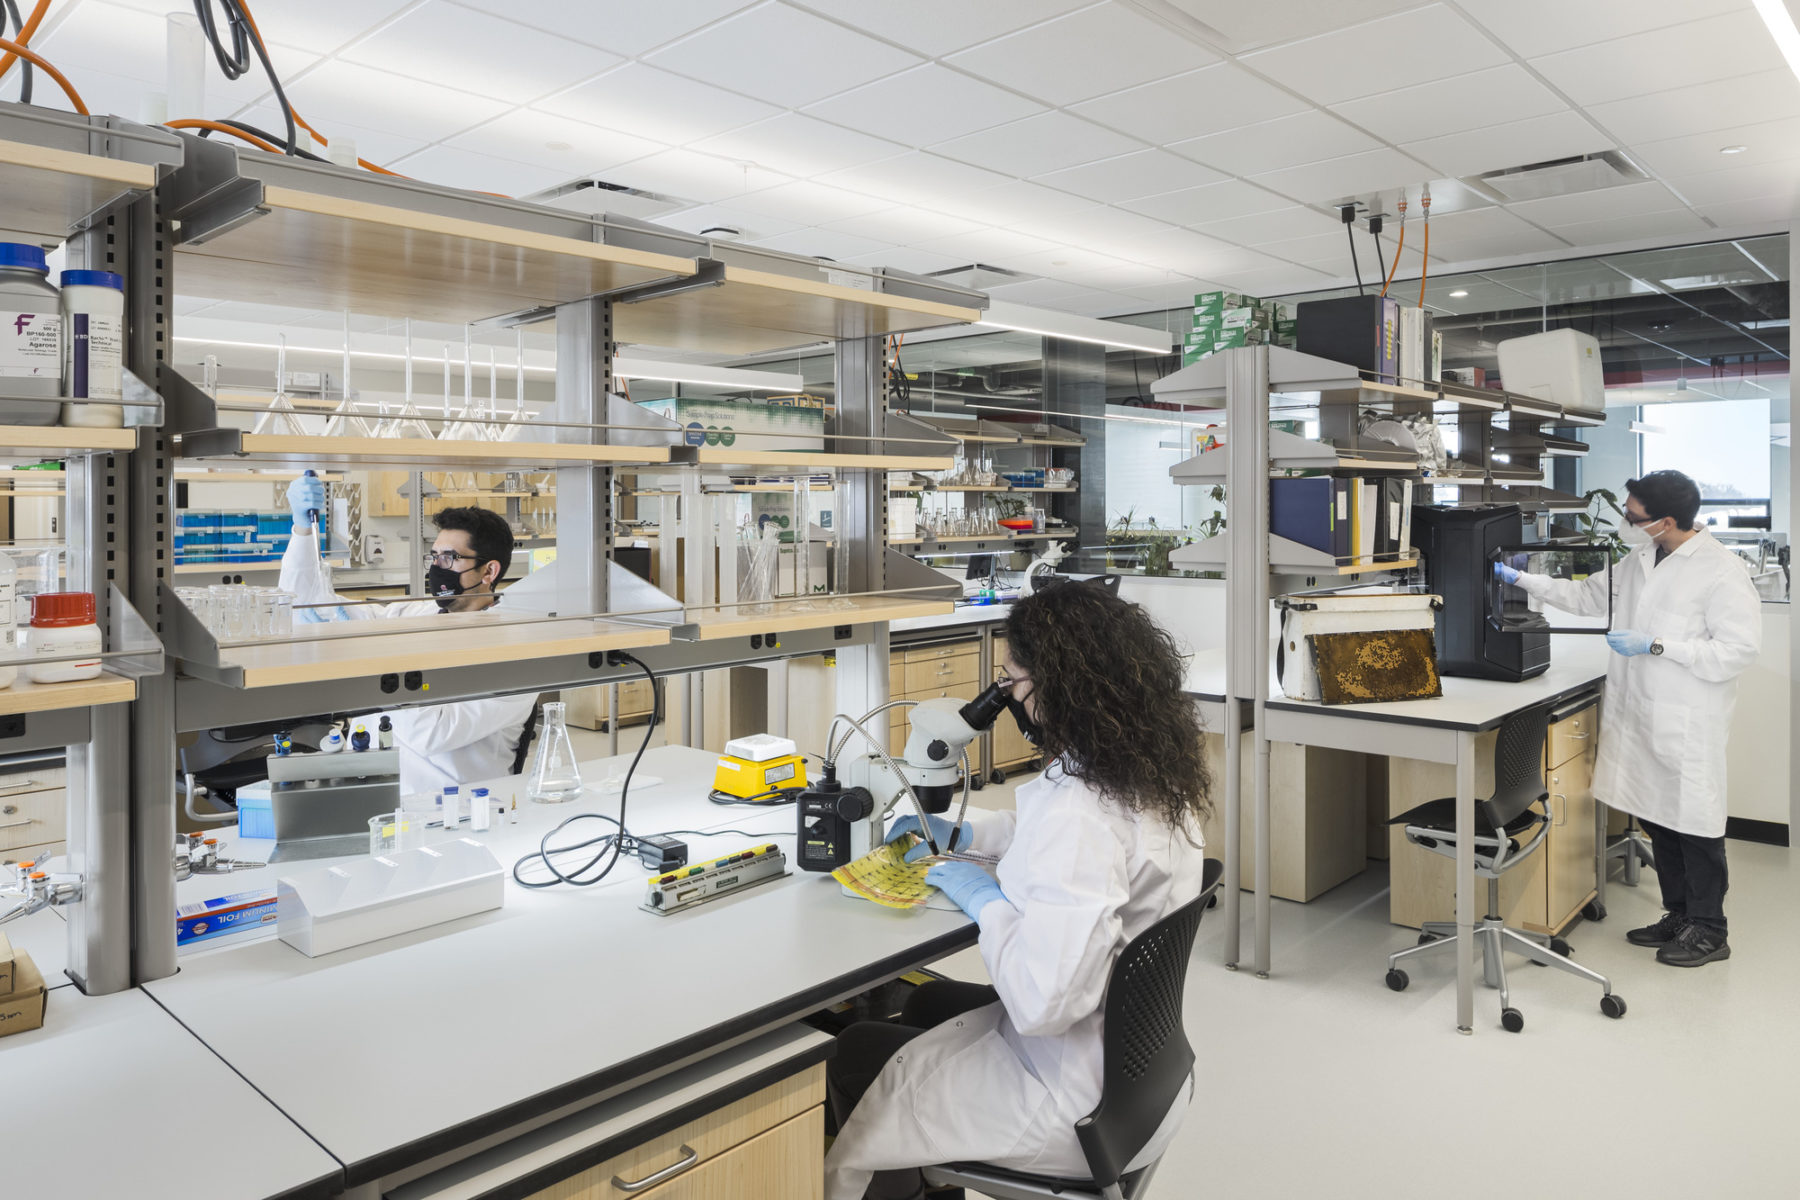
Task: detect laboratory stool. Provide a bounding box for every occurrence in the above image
[1586,810,1657,922]
[922,858,1224,1200]
[1383,703,1627,1032]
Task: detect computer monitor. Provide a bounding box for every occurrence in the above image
[964,553,996,580]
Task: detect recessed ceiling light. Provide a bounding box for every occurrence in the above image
[1449,289,1469,298]
[545,141,572,152]
[1051,260,1069,266]
[1720,144,1750,154]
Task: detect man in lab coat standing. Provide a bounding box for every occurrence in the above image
[1498,470,1760,967]
[281,475,538,798]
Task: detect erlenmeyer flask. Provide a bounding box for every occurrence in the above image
[526,701,584,804]
[253,334,311,436]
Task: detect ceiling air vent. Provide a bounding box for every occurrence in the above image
[1467,151,1648,204]
[523,177,687,221]
[926,263,1041,290]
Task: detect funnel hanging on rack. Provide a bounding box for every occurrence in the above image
[252,334,313,437]
[379,318,436,440]
[500,329,533,442]
[322,311,375,438]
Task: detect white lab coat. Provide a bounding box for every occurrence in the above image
[1515,530,1761,837]
[824,761,1208,1199]
[278,528,537,797]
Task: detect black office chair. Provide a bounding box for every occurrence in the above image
[509,701,544,776]
[1384,703,1626,1031]
[921,858,1224,1200]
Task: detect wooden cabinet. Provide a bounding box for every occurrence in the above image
[564,678,659,731]
[0,755,66,864]
[887,639,980,757]
[524,1064,823,1200]
[1199,732,1368,902]
[1386,701,1599,935]
[988,634,1035,772]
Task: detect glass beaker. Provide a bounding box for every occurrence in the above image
[525,701,584,803]
[271,592,294,637]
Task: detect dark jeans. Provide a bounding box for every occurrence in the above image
[827,980,1000,1200]
[1641,818,1729,934]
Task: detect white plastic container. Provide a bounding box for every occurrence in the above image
[1277,589,1439,702]
[60,269,125,428]
[26,591,102,683]
[0,552,15,689]
[1495,328,1604,411]
[0,242,64,425]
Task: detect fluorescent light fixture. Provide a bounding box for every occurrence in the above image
[1754,0,1800,79]
[1720,144,1750,155]
[173,335,557,374]
[611,356,804,392]
[976,300,1177,355]
[1448,289,1469,298]
[1629,421,1668,436]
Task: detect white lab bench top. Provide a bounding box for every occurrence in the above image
[4,905,73,989]
[890,602,1012,635]
[1,987,343,1200]
[147,745,977,1190]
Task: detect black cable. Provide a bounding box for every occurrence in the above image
[1345,221,1365,296]
[192,0,299,155]
[2,0,32,105]
[511,654,658,889]
[199,118,327,162]
[707,785,801,807]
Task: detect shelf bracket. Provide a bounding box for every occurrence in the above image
[159,129,268,246]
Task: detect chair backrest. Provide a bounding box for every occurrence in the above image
[509,700,544,776]
[1075,857,1224,1190]
[1483,702,1554,830]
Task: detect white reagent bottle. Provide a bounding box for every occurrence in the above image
[60,269,125,428]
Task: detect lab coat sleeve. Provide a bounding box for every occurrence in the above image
[391,692,538,758]
[1513,566,1613,619]
[977,806,1131,1038]
[279,527,377,621]
[1659,562,1763,682]
[966,809,1018,858]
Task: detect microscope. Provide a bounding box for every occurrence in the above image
[796,678,1014,872]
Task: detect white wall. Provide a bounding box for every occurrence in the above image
[1728,605,1791,826]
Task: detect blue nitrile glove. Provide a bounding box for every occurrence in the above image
[286,473,326,529]
[1607,630,1655,657]
[886,812,969,862]
[1493,561,1520,586]
[926,860,1006,921]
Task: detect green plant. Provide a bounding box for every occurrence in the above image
[1195,483,1227,540]
[993,495,1028,520]
[1578,487,1629,562]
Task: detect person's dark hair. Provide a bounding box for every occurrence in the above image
[1626,470,1702,531]
[1004,582,1211,831]
[433,506,513,581]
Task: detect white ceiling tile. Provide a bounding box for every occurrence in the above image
[1070,63,1310,145]
[803,65,1045,147]
[1454,0,1748,59]
[1332,65,1568,146]
[822,152,1014,206]
[1192,205,1343,246]
[1120,180,1296,225]
[606,150,790,205]
[982,277,1122,309]
[1690,196,1793,230]
[1208,263,1338,296]
[933,112,1145,178]
[727,181,897,225]
[538,64,782,145]
[445,111,665,174]
[1259,228,1418,275]
[387,146,574,197]
[9,62,154,126]
[912,227,1061,264]
[1003,246,1145,280]
[1160,0,1433,53]
[338,2,622,104]
[1529,9,1785,107]
[1585,71,1800,146]
[1629,117,1800,181]
[1504,182,1690,230]
[693,114,906,177]
[1019,206,1176,250]
[1252,148,1437,205]
[819,207,986,245]
[1142,234,1288,278]
[840,247,972,275]
[236,106,430,165]
[1243,6,1509,106]
[1401,111,1611,180]
[1170,110,1379,177]
[922,180,1098,225]
[643,3,921,109]
[1033,150,1226,204]
[1411,207,1570,262]
[653,203,807,242]
[749,228,897,262]
[207,40,324,118]
[99,0,416,54]
[788,0,1091,56]
[454,0,758,56]
[1548,209,1714,247]
[1114,279,1219,309]
[1664,159,1800,207]
[278,61,512,142]
[1066,290,1150,317]
[945,3,1217,106]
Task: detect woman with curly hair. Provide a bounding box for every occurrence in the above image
[824,580,1213,1200]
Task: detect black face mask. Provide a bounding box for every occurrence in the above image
[427,563,479,612]
[1005,694,1043,746]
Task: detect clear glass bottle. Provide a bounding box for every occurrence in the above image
[526,701,584,803]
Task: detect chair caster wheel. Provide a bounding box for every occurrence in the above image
[990,769,1007,785]
[969,777,985,792]
[1501,1007,1525,1033]
[1583,900,1607,922]
[1550,937,1573,958]
[1385,968,1409,992]
[1417,932,1439,945]
[1600,994,1627,1019]
[1206,894,1218,910]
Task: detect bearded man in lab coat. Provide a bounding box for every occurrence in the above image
[281,475,537,798]
[1497,470,1760,967]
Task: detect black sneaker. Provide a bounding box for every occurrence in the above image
[1626,912,1686,947]
[1657,922,1730,968]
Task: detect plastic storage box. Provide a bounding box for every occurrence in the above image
[1277,590,1440,701]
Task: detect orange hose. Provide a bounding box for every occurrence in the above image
[166,118,282,154]
[1418,212,1430,309]
[0,34,87,114]
[0,0,49,81]
[1380,202,1407,299]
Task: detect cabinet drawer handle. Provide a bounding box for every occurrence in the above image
[613,1145,700,1192]
[0,780,43,798]
[1552,794,1566,826]
[0,818,35,831]
[1568,731,1590,740]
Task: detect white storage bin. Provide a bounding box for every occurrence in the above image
[1277,589,1440,701]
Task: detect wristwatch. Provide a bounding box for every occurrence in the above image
[1650,638,1665,656]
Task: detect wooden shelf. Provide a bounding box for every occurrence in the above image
[687,447,955,473]
[890,534,1034,546]
[888,484,1079,494]
[175,432,672,471]
[1172,429,1417,482]
[676,593,953,641]
[175,183,699,325]
[0,136,157,241]
[207,612,672,689]
[616,264,982,357]
[1171,532,1418,577]
[0,670,137,716]
[0,426,137,455]
[175,470,345,483]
